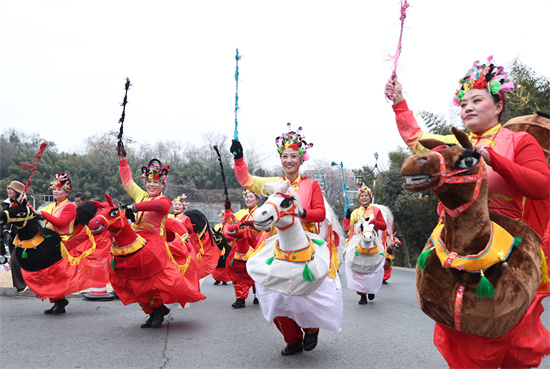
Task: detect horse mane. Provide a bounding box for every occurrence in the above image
[373,203,394,239]
[184,209,215,246]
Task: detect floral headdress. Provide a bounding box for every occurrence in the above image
[242,189,259,199]
[141,159,170,186]
[49,173,71,191]
[275,122,314,161]
[357,184,372,198]
[172,194,188,208]
[453,56,515,106]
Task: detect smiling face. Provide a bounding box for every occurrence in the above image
[359,192,371,207]
[280,148,302,179]
[6,187,18,201]
[460,89,503,133]
[244,192,258,209]
[172,201,184,215]
[52,187,68,202]
[145,179,162,197]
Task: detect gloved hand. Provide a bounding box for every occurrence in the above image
[224,199,232,210]
[117,141,127,158]
[120,204,136,223]
[230,140,243,160]
[345,208,352,219]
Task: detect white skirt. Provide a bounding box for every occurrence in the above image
[255,275,343,332]
[345,261,384,294]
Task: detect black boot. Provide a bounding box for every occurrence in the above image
[382,280,388,285]
[303,330,319,351]
[281,342,303,356]
[368,294,375,301]
[232,298,245,308]
[358,295,368,305]
[45,298,69,314]
[253,296,259,305]
[214,280,221,285]
[222,282,228,285]
[150,305,170,328]
[140,314,153,328]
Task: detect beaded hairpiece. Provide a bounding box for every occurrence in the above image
[242,189,259,198]
[49,173,72,191]
[275,123,314,161]
[453,56,515,106]
[357,184,372,198]
[141,159,170,186]
[172,194,188,208]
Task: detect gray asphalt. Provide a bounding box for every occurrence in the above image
[0,267,548,369]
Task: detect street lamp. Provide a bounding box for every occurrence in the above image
[331,161,350,213]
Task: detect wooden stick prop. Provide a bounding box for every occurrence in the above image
[116,77,131,156]
[213,145,230,203]
[385,0,410,100]
[233,49,241,141]
[20,139,48,192]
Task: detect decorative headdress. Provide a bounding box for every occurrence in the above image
[242,189,259,199]
[357,184,372,198]
[275,122,314,161]
[141,159,170,186]
[453,56,515,106]
[49,173,71,191]
[172,194,188,208]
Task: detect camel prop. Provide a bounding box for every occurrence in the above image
[0,200,110,300]
[401,127,544,338]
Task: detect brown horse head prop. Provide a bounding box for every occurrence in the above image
[401,127,543,337]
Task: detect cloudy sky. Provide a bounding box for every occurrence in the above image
[1,0,549,172]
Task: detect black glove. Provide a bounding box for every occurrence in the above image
[117,141,127,158]
[224,199,232,210]
[120,204,136,223]
[230,140,243,160]
[299,209,307,219]
[345,208,352,219]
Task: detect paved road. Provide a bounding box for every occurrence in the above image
[1,267,548,369]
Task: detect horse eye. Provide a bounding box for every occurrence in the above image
[16,211,26,217]
[240,223,246,229]
[109,209,120,217]
[456,155,479,169]
[280,197,294,208]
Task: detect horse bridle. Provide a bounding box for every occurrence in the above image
[433,151,487,217]
[3,206,36,229]
[263,192,300,231]
[95,209,128,236]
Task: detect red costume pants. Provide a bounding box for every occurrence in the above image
[274,316,319,344]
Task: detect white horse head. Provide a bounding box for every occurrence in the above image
[357,215,377,251]
[253,180,303,233]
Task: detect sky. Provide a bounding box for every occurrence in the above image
[1,0,549,174]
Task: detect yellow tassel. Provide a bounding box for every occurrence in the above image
[539,247,550,292]
[164,237,190,276]
[195,233,205,262]
[60,227,98,265]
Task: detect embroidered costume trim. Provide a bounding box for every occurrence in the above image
[273,239,315,263]
[111,235,147,256]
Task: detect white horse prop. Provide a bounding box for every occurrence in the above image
[345,215,386,296]
[246,180,343,332]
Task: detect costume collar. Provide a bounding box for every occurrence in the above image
[273,238,315,262]
[355,238,380,254]
[283,174,302,185]
[14,233,45,249]
[469,123,501,145]
[431,222,514,272]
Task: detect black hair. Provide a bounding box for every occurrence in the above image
[74,192,87,201]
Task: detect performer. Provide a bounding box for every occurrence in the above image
[118,154,205,328]
[343,184,387,304]
[230,123,342,356]
[212,210,232,286]
[234,189,262,246]
[386,56,550,367]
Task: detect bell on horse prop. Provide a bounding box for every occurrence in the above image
[401,127,549,368]
[0,200,111,312]
[88,194,205,328]
[345,215,385,303]
[246,180,343,333]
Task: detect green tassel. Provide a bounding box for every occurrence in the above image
[513,237,523,247]
[110,258,115,270]
[475,270,496,298]
[391,260,394,265]
[416,247,433,271]
[355,251,359,256]
[22,249,28,259]
[311,239,325,245]
[303,263,315,282]
[230,258,234,266]
[266,256,274,265]
[44,234,51,238]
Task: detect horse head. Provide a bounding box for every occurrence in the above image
[0,199,41,239]
[223,219,252,242]
[88,193,128,236]
[401,127,488,218]
[356,215,377,251]
[253,180,302,231]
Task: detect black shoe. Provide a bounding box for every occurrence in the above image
[222,282,228,285]
[382,280,388,285]
[214,280,221,285]
[140,314,153,328]
[281,342,303,356]
[150,305,170,328]
[232,298,245,308]
[83,292,115,301]
[368,294,375,301]
[303,330,319,351]
[45,298,69,314]
[253,297,259,305]
[358,295,368,304]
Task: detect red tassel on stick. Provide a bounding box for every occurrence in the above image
[20,139,48,192]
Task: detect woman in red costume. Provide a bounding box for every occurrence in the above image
[212,210,232,286]
[230,123,341,356]
[234,189,262,246]
[386,56,550,368]
[118,154,205,328]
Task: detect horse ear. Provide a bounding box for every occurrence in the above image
[419,138,446,150]
[91,200,106,209]
[104,193,115,207]
[359,215,366,223]
[451,127,473,148]
[262,181,278,195]
[280,180,290,193]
